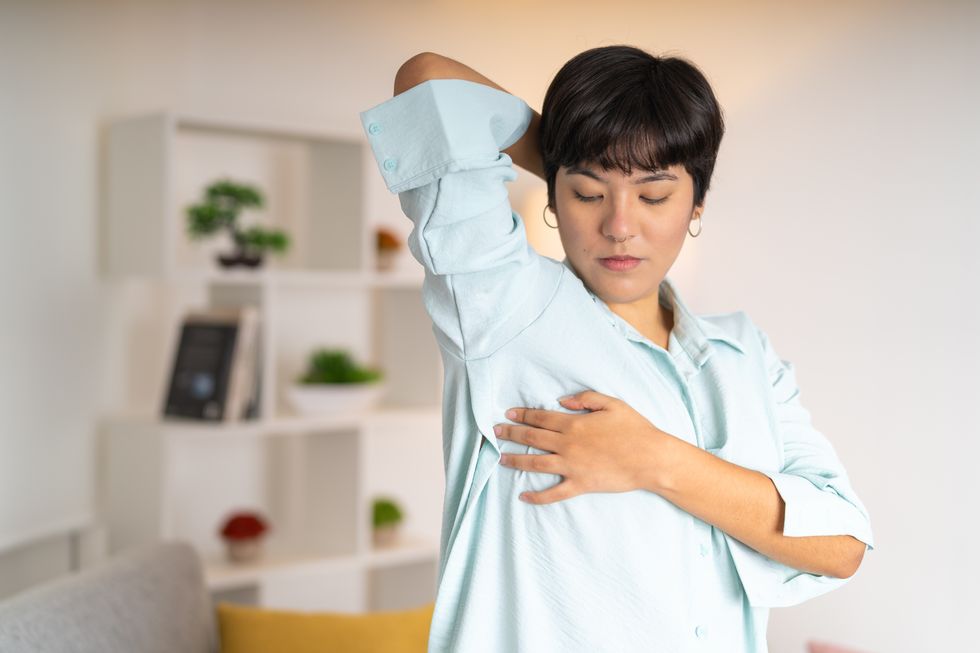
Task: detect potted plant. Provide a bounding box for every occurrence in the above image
[372,496,404,548]
[186,179,290,268]
[375,227,403,271]
[286,348,385,415]
[219,510,270,563]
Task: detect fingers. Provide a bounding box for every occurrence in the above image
[494,423,561,452]
[499,452,562,474]
[518,481,578,505]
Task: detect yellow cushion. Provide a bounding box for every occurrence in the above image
[216,601,435,653]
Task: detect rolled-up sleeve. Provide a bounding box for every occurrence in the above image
[727,326,875,608]
[359,79,562,361]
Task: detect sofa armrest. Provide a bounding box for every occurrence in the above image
[0,540,218,653]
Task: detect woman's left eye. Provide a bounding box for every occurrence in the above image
[641,196,668,205]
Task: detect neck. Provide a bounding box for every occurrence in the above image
[607,287,674,348]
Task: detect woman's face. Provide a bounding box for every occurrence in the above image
[552,161,703,309]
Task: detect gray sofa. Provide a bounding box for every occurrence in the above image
[0,541,219,653]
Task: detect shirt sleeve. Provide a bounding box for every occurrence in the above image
[359,79,562,361]
[725,325,876,608]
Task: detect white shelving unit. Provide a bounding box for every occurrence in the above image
[98,112,445,612]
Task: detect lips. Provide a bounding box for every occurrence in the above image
[599,256,642,271]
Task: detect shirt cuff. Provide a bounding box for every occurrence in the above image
[762,470,875,550]
[358,78,533,194]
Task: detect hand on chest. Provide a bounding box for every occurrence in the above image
[492,341,780,473]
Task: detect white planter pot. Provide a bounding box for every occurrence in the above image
[225,538,263,564]
[373,523,401,548]
[286,381,386,416]
[376,249,399,271]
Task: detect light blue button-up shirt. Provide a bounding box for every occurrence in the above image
[360,79,874,653]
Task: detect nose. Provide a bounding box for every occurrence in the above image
[601,196,637,242]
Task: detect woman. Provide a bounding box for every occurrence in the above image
[360,45,874,653]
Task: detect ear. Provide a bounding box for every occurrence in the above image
[692,202,705,220]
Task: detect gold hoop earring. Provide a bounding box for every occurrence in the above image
[543,205,558,229]
[688,215,702,237]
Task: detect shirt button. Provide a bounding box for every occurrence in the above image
[383,157,397,171]
[368,122,383,135]
[699,543,710,557]
[695,625,707,639]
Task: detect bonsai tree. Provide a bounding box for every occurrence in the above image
[186,179,290,267]
[297,349,383,384]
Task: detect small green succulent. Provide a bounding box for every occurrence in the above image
[298,349,383,384]
[373,497,403,528]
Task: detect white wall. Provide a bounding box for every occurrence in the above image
[2,1,977,650]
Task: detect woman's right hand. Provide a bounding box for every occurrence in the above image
[393,52,545,181]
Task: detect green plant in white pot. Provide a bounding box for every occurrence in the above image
[287,348,385,415]
[372,496,404,548]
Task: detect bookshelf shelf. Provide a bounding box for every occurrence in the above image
[99,110,443,613]
[363,536,441,569]
[105,405,441,439]
[204,551,357,593]
[201,535,439,592]
[162,268,425,289]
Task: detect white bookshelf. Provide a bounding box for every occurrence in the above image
[98,111,444,612]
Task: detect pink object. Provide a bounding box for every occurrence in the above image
[807,640,874,653]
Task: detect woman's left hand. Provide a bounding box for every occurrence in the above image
[494,389,675,505]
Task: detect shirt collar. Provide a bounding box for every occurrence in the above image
[560,256,746,366]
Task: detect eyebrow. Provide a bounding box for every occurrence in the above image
[565,165,677,184]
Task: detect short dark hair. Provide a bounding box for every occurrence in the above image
[539,45,725,210]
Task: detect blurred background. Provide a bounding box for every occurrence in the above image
[1,1,977,651]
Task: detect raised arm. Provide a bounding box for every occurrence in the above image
[393,52,546,181]
[359,65,562,361]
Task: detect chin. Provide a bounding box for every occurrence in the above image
[593,276,657,303]
[598,290,640,305]
[590,282,636,303]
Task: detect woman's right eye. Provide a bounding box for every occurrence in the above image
[574,191,600,203]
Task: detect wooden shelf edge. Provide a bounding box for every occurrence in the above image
[364,537,441,570]
[156,268,424,289]
[203,538,439,591]
[173,112,360,145]
[101,405,441,438]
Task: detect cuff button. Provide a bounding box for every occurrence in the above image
[368,122,383,135]
[383,158,397,171]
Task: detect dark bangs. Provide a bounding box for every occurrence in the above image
[539,45,725,209]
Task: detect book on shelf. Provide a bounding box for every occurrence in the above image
[242,334,262,420]
[162,305,261,422]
